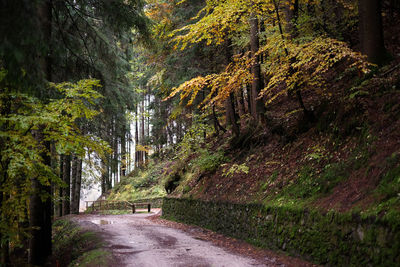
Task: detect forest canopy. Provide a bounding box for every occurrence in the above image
[1,0,399,265]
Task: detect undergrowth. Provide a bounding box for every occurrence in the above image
[70,249,111,267]
[364,152,400,217]
[108,89,400,218]
[52,219,111,267]
[190,149,227,173]
[263,125,375,209]
[108,160,166,201]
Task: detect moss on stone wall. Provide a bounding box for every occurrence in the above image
[162,197,400,266]
[134,197,163,208]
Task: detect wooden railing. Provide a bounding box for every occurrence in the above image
[85,200,151,213]
[131,202,151,213]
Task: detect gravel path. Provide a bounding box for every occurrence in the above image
[71,210,310,267]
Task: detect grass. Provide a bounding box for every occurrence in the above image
[265,124,377,207]
[264,160,349,208]
[52,219,110,267]
[108,148,229,202]
[362,152,400,217]
[69,249,112,267]
[260,170,279,192]
[190,149,227,173]
[108,160,167,201]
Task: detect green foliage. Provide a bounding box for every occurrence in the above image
[0,73,110,247]
[171,0,271,49]
[163,159,187,193]
[261,170,279,191]
[108,160,167,201]
[192,149,227,173]
[175,116,214,159]
[377,154,400,200]
[160,148,227,195]
[133,162,164,188]
[260,36,371,105]
[304,145,329,163]
[271,160,348,201]
[52,220,108,267]
[367,153,400,215]
[295,0,358,41]
[70,249,112,267]
[267,134,373,205]
[222,163,249,177]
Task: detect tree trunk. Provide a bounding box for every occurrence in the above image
[141,95,146,165]
[62,155,71,215]
[279,0,315,122]
[58,154,64,216]
[72,157,82,214]
[249,13,265,123]
[135,107,139,168]
[106,157,112,190]
[29,1,53,265]
[284,0,298,38]
[113,131,118,185]
[0,181,10,262]
[29,131,52,266]
[127,132,131,173]
[212,106,220,136]
[225,93,240,137]
[223,39,240,136]
[70,155,77,213]
[147,93,150,145]
[70,154,83,214]
[236,87,246,128]
[0,98,11,265]
[358,0,385,64]
[236,88,245,119]
[101,158,107,194]
[245,84,251,114]
[0,192,10,265]
[121,122,126,177]
[50,143,57,218]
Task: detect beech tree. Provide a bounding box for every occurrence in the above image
[0,77,109,265]
[149,0,372,155]
[249,13,265,124]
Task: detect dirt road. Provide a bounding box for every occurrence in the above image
[72,210,309,267]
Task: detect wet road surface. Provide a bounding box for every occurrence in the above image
[72,210,283,267]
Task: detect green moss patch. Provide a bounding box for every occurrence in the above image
[162,197,400,266]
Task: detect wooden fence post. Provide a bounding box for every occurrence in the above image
[148,204,151,213]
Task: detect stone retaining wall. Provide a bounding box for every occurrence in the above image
[162,197,400,266]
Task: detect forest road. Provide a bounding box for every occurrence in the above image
[72,210,286,267]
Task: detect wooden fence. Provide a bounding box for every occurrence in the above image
[85,200,151,213]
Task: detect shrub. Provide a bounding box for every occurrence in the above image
[191,149,227,173]
[222,163,249,177]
